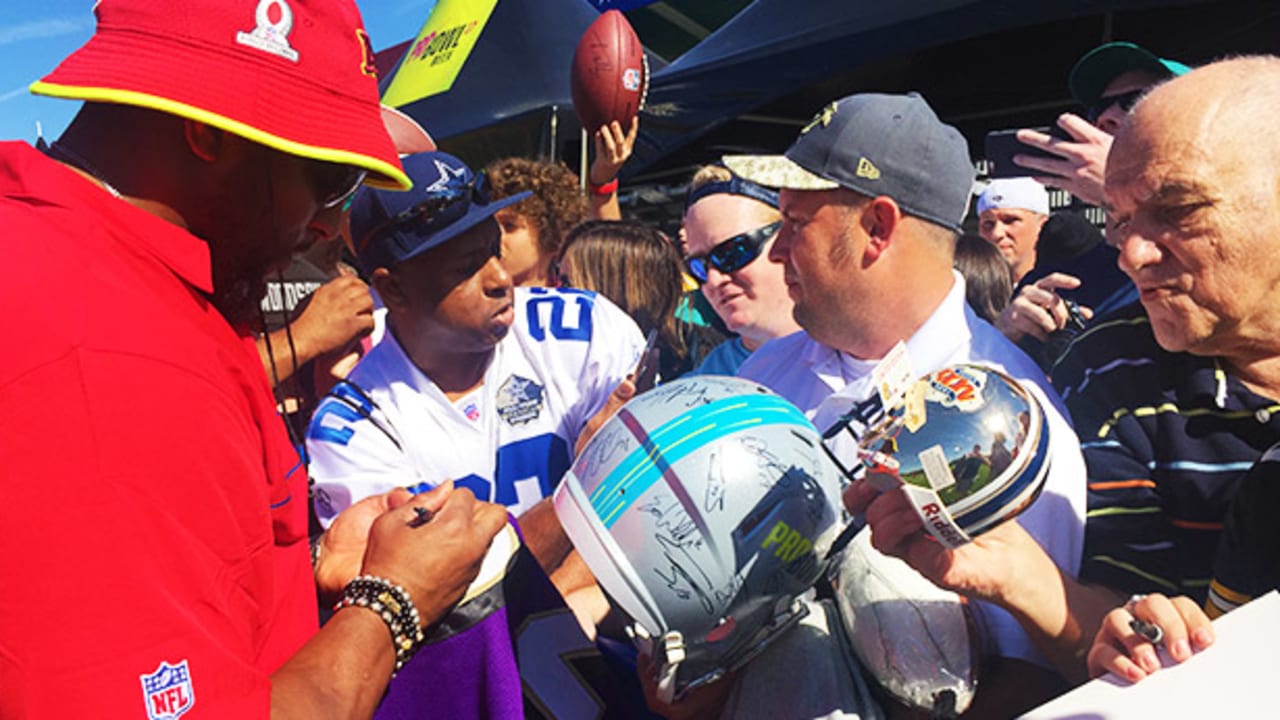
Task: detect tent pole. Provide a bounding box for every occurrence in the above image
[549,105,558,163]
[580,127,589,193]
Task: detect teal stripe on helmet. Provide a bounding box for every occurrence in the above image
[588,394,812,528]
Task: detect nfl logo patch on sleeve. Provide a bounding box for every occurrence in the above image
[140,660,195,719]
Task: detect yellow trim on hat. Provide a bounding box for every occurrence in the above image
[30,81,412,191]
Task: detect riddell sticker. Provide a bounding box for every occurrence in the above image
[872,341,914,411]
[622,67,642,91]
[902,484,970,549]
[926,365,988,413]
[918,444,956,491]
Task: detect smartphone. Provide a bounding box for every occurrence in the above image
[984,125,1072,179]
[631,329,660,393]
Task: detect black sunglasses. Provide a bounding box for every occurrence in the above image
[685,220,782,283]
[309,161,367,210]
[357,172,490,254]
[1085,89,1144,124]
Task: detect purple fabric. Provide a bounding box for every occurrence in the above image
[377,605,524,720]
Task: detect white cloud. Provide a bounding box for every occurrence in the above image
[0,17,91,47]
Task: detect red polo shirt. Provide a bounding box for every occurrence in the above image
[0,142,316,717]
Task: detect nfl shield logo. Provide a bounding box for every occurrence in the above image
[140,660,196,720]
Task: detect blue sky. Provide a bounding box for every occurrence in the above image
[0,0,435,142]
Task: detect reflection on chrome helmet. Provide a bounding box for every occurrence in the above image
[554,376,843,702]
[824,363,1051,540]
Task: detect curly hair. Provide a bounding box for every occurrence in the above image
[484,157,591,257]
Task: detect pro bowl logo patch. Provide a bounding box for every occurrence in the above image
[496,375,544,426]
[925,366,988,413]
[622,67,642,91]
[140,660,195,720]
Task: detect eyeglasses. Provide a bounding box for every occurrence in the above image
[311,161,368,210]
[685,220,781,283]
[1085,89,1144,125]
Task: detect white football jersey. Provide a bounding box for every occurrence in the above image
[307,287,645,524]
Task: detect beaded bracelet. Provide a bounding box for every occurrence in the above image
[335,575,426,674]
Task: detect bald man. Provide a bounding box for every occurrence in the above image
[848,55,1280,687]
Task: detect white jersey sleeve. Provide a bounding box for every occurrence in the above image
[306,379,418,528]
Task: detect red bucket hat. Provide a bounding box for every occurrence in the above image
[31,0,410,190]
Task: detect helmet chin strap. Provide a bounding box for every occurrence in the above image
[654,631,686,705]
[627,623,687,705]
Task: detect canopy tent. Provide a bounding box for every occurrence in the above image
[376,0,1274,226]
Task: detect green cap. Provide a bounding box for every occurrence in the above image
[1068,42,1191,106]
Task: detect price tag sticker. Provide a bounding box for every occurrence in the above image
[918,444,956,492]
[872,341,914,411]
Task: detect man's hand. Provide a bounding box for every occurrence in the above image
[1087,593,1215,682]
[314,487,417,604]
[844,478,1032,602]
[290,275,375,361]
[638,653,736,720]
[1013,114,1113,206]
[576,377,636,455]
[995,273,1093,343]
[360,483,508,629]
[590,117,639,187]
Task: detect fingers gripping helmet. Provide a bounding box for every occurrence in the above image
[824,363,1051,542]
[554,376,843,702]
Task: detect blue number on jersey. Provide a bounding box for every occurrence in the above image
[307,382,374,446]
[527,288,595,342]
[408,434,570,508]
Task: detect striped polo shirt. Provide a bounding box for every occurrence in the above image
[1207,442,1280,618]
[1051,303,1280,602]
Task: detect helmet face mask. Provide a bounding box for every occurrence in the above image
[554,376,843,701]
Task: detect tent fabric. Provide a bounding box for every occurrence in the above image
[380,0,1193,176]
[628,0,1179,175]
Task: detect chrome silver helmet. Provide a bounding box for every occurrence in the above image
[823,363,1051,542]
[554,376,843,702]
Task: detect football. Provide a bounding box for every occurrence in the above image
[570,10,648,133]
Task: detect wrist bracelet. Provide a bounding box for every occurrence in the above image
[336,575,426,674]
[309,533,323,571]
[589,177,619,196]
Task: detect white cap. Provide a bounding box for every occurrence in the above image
[976,178,1050,216]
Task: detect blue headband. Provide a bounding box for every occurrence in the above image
[684,173,779,213]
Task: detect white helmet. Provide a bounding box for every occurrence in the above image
[554,376,843,702]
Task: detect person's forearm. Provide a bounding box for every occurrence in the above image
[258,328,320,387]
[519,498,573,573]
[270,606,395,720]
[992,540,1125,683]
[590,191,621,221]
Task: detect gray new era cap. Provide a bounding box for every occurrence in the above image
[724,92,975,231]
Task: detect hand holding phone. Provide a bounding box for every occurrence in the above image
[984,124,1073,179]
[631,329,660,393]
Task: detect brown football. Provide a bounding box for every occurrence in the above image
[570,10,648,133]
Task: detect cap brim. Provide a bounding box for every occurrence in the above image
[33,29,410,190]
[1068,42,1183,106]
[722,154,838,191]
